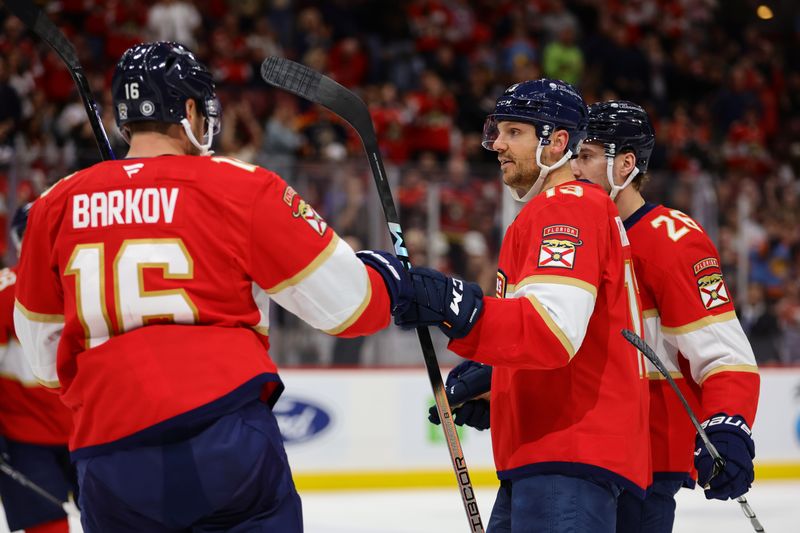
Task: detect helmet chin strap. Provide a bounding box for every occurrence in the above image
[508,139,574,203]
[181,116,217,155]
[606,155,639,200]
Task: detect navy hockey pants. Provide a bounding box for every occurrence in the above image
[76,400,302,532]
[616,479,683,533]
[487,474,622,533]
[0,439,76,530]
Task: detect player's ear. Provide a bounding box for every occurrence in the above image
[621,152,637,178]
[551,129,570,156]
[185,98,198,121]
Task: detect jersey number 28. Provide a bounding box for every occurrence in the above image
[650,209,701,241]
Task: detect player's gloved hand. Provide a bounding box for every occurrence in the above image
[694,413,755,500]
[429,360,491,430]
[356,250,412,315]
[393,267,483,339]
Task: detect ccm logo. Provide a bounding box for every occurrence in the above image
[450,279,464,314]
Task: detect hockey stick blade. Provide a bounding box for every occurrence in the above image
[261,57,385,183]
[4,0,114,160]
[3,0,79,69]
[621,329,765,532]
[0,457,79,518]
[261,56,484,532]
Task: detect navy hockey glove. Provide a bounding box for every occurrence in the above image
[356,250,412,315]
[694,413,755,500]
[429,360,491,430]
[393,267,484,339]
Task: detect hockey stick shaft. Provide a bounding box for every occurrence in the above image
[0,457,79,517]
[4,0,114,161]
[621,329,764,532]
[261,57,484,532]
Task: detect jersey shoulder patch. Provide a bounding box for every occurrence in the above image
[696,270,730,310]
[537,224,583,269]
[282,186,328,237]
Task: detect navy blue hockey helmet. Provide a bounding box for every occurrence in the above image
[585,100,655,198]
[482,79,588,155]
[112,42,220,151]
[586,100,655,173]
[10,201,32,253]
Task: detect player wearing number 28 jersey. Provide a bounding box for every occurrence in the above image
[574,101,759,533]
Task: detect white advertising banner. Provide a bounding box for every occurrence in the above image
[275,367,800,484]
[276,369,494,474]
[752,368,800,462]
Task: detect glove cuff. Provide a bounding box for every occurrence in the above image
[356,250,411,314]
[699,413,755,457]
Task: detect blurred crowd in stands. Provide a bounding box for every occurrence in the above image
[0,0,798,364]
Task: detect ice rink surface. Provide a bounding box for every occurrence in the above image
[1,480,798,532]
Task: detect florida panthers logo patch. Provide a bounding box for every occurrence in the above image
[538,225,582,269]
[496,269,508,298]
[697,272,730,310]
[283,186,328,236]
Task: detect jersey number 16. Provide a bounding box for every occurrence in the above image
[65,239,198,348]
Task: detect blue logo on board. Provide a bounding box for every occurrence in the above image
[273,397,332,444]
[795,383,800,444]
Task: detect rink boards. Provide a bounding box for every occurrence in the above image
[276,367,800,490]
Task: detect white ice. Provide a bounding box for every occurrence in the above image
[2,480,797,532]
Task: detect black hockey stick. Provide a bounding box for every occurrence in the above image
[621,329,765,533]
[3,0,114,160]
[261,57,484,533]
[0,456,79,517]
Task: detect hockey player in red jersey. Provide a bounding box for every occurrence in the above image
[13,42,411,533]
[0,204,76,533]
[397,80,650,532]
[572,100,760,533]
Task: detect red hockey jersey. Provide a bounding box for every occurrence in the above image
[13,155,392,456]
[625,203,759,482]
[0,267,72,445]
[450,181,651,497]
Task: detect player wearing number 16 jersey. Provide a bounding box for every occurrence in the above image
[395,80,650,533]
[13,42,411,533]
[573,101,760,533]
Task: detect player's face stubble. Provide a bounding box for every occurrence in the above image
[493,121,540,195]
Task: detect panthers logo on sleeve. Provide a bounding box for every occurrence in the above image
[697,272,730,310]
[538,225,583,269]
[283,186,328,237]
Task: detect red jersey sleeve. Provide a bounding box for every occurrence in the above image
[651,220,759,423]
[13,191,67,388]
[450,185,605,369]
[245,166,390,337]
